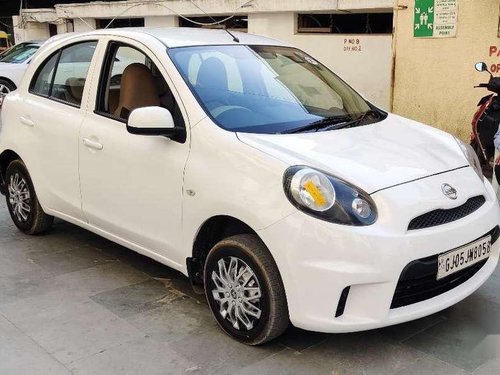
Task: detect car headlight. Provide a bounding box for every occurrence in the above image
[283,166,377,226]
[455,137,483,180]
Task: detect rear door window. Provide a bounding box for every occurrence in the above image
[30,41,98,107]
[31,53,58,96]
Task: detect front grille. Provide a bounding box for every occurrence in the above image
[391,226,499,309]
[408,195,486,230]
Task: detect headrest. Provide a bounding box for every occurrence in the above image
[196,57,228,90]
[114,63,160,118]
[65,77,85,102]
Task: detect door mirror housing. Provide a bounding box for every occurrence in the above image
[127,106,182,138]
[475,62,490,74]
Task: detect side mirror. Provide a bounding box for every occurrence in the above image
[127,106,181,137]
[475,62,490,74]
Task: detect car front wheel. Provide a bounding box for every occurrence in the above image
[204,234,289,345]
[5,160,53,234]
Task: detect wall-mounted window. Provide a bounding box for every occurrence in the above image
[179,15,248,32]
[96,18,145,29]
[49,24,57,37]
[297,13,393,34]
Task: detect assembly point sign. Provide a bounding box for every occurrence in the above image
[414,0,458,38]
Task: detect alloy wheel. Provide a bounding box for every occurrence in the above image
[8,172,31,222]
[0,83,11,96]
[211,256,262,331]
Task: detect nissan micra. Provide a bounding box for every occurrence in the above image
[0,28,498,345]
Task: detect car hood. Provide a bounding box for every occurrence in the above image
[236,114,468,194]
[0,62,24,69]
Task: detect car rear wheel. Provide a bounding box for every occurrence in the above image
[204,234,289,345]
[5,160,53,234]
[0,79,15,97]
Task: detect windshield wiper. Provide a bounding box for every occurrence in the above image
[319,109,381,132]
[280,115,353,134]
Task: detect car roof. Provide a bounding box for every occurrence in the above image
[77,27,290,48]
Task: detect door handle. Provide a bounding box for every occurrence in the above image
[20,116,35,127]
[82,138,103,151]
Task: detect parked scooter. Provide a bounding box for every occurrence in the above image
[470,62,500,189]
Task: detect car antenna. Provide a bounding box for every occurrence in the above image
[224,26,240,43]
[188,0,240,43]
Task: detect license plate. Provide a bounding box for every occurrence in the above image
[437,236,491,280]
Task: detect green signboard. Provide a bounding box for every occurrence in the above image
[414,0,435,37]
[414,0,458,38]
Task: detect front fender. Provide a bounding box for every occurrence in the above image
[181,119,296,257]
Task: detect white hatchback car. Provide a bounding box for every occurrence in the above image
[0,28,499,345]
[0,41,42,96]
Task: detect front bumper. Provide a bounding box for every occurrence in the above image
[258,167,500,333]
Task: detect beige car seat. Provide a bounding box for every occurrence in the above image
[65,77,85,105]
[113,63,160,119]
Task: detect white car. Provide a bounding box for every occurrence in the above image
[0,41,42,96]
[0,28,498,345]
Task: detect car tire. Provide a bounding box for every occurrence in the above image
[204,234,289,345]
[5,160,53,235]
[0,78,16,96]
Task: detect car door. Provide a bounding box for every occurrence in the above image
[79,39,190,268]
[20,39,99,221]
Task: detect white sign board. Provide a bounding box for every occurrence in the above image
[434,0,458,37]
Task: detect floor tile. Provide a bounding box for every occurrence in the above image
[90,279,186,318]
[68,337,195,375]
[1,293,144,364]
[27,245,118,276]
[380,313,447,343]
[276,326,328,352]
[403,314,497,372]
[0,314,70,375]
[238,333,423,375]
[169,324,285,374]
[473,357,500,375]
[395,355,469,375]
[127,296,213,343]
[55,261,150,297]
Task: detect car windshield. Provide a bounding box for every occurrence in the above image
[169,45,379,134]
[0,44,39,64]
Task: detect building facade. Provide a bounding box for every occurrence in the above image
[10,0,500,138]
[394,0,500,139]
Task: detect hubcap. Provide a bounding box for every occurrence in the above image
[8,172,31,222]
[211,256,262,331]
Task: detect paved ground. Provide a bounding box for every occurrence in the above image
[0,198,499,375]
